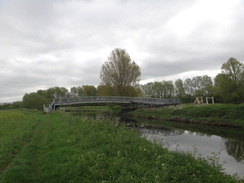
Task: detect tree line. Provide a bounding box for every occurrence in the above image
[142,57,244,103]
[1,49,243,110]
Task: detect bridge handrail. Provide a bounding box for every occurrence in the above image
[54,96,180,105]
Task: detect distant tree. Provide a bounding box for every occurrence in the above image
[214,57,244,103]
[184,78,194,96]
[221,57,244,88]
[174,79,185,98]
[70,86,85,97]
[97,85,110,96]
[100,48,141,96]
[152,82,164,98]
[12,101,24,108]
[140,82,154,97]
[22,92,50,110]
[82,85,97,96]
[46,87,69,99]
[162,81,174,97]
[201,75,214,96]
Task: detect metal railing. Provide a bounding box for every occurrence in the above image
[53,96,180,106]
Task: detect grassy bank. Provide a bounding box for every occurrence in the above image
[0,110,241,182]
[130,104,244,128]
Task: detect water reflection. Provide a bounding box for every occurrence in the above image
[72,112,244,178]
[125,117,244,178]
[224,138,244,162]
[139,128,184,136]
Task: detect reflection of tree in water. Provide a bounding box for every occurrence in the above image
[224,138,244,162]
[140,128,184,136]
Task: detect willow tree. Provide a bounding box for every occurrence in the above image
[100,48,141,97]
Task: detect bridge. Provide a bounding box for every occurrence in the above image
[43,96,180,113]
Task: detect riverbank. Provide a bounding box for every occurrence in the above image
[129,104,244,129]
[0,109,241,182]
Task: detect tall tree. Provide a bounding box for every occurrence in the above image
[221,57,244,88]
[162,81,174,97]
[174,79,185,97]
[47,87,69,99]
[70,86,85,97]
[214,57,244,103]
[184,78,194,95]
[152,82,164,98]
[100,48,141,96]
[140,82,154,97]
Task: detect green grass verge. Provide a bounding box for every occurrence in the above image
[0,110,241,182]
[0,109,40,171]
[130,104,244,128]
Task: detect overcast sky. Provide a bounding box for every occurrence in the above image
[0,0,243,102]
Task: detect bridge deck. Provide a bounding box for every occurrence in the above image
[43,96,180,112]
[54,96,180,105]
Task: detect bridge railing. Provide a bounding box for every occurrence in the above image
[53,96,180,105]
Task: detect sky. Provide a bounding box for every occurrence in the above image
[0,0,244,102]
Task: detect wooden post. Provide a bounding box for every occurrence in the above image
[206,97,214,104]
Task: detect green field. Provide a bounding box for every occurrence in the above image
[0,109,241,182]
[130,104,244,128]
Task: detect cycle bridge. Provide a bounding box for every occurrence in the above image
[43,96,180,113]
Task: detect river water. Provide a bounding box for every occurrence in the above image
[123,116,244,179]
[72,111,244,178]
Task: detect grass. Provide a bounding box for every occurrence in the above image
[0,109,241,182]
[0,110,39,171]
[130,104,244,128]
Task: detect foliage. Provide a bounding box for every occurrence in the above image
[0,110,239,182]
[70,85,97,97]
[214,58,244,103]
[22,92,50,110]
[139,57,243,104]
[140,81,174,98]
[100,48,141,97]
[0,101,24,110]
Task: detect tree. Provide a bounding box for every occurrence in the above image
[140,82,154,97]
[162,81,174,97]
[174,79,185,98]
[70,86,85,97]
[22,92,50,110]
[201,75,213,96]
[100,48,141,96]
[221,57,244,88]
[184,78,194,95]
[214,57,244,103]
[97,85,110,96]
[82,85,97,96]
[46,87,69,99]
[152,82,164,98]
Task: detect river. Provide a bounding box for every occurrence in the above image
[123,116,244,179]
[72,111,244,179]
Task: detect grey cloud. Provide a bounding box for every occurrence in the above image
[0,0,243,102]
